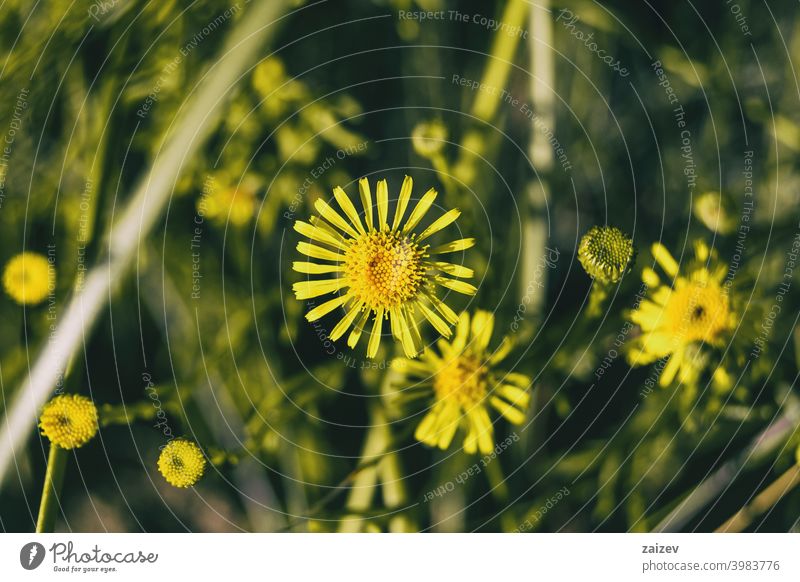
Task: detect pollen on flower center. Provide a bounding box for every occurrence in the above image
[668,281,730,342]
[345,230,427,309]
[434,355,488,406]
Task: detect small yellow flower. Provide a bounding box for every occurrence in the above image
[197,176,258,226]
[3,252,54,305]
[393,310,530,455]
[293,176,477,358]
[39,394,99,449]
[627,240,736,387]
[157,439,206,488]
[577,226,634,284]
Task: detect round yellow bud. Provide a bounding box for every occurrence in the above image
[3,252,54,305]
[157,439,206,488]
[39,394,99,449]
[578,226,635,284]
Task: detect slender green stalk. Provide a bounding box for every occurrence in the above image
[715,464,800,533]
[35,445,67,533]
[338,407,390,532]
[0,0,292,485]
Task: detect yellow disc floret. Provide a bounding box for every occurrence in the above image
[157,439,206,488]
[344,230,427,310]
[3,252,54,305]
[39,394,99,449]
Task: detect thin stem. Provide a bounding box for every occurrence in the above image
[715,465,800,533]
[35,445,68,533]
[0,0,292,485]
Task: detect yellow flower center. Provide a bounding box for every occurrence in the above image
[39,394,99,449]
[667,278,730,343]
[434,355,488,407]
[344,230,426,309]
[157,440,206,488]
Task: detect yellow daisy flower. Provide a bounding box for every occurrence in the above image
[39,394,99,449]
[393,310,530,454]
[157,439,206,488]
[3,252,54,305]
[292,176,477,358]
[627,240,736,387]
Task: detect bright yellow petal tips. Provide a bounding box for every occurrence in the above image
[3,252,54,305]
[157,439,207,488]
[39,394,99,449]
[393,310,531,455]
[292,177,476,358]
[651,242,679,278]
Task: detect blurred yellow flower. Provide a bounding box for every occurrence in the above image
[197,176,258,226]
[157,439,206,488]
[627,241,735,387]
[3,252,54,305]
[39,394,99,449]
[293,176,477,358]
[393,310,530,454]
[411,120,448,158]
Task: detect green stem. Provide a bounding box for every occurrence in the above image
[715,464,800,533]
[35,445,68,533]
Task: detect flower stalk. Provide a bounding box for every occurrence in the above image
[35,445,67,533]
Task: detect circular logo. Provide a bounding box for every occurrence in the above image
[19,542,46,570]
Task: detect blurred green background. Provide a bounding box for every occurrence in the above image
[1,0,799,532]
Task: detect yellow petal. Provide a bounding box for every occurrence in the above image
[651,242,679,278]
[314,198,359,238]
[470,310,494,351]
[294,220,348,251]
[402,188,437,233]
[305,294,349,321]
[297,241,343,262]
[431,261,473,278]
[391,175,413,230]
[436,276,477,295]
[490,396,526,425]
[366,308,384,358]
[376,179,389,230]
[293,278,347,300]
[334,186,365,234]
[430,238,476,255]
[418,301,452,337]
[293,262,344,275]
[418,208,461,241]
[357,178,373,231]
[331,302,363,341]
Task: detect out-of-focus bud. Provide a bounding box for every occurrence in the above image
[411,120,448,158]
[693,191,737,235]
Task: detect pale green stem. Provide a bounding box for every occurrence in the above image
[35,445,67,533]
